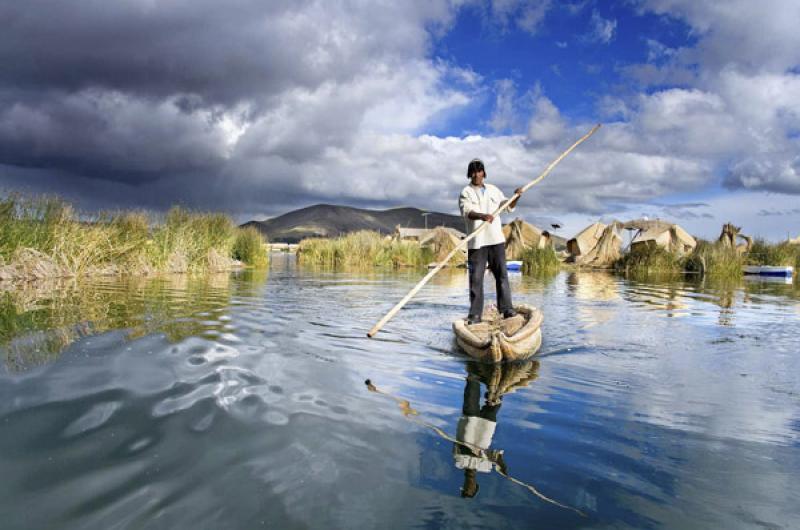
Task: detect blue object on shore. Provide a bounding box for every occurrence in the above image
[742,265,794,277]
[507,260,523,272]
[464,260,523,272]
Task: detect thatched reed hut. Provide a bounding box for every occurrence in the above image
[624,219,697,255]
[419,226,466,265]
[566,222,607,260]
[394,227,430,241]
[575,223,624,268]
[502,219,551,260]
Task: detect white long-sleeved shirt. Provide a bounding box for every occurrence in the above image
[458,183,514,250]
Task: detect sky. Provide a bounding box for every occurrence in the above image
[1,0,799,240]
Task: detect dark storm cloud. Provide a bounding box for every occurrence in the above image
[723,155,800,195]
[0,0,373,106]
[0,162,382,218]
[0,90,231,182]
[0,0,456,202]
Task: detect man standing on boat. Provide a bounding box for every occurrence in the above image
[459,158,522,324]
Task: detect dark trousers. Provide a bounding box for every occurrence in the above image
[468,243,512,319]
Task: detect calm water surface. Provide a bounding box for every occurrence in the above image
[1,254,799,529]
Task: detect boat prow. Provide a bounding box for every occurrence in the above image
[452,303,543,363]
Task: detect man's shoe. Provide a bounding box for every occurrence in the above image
[466,315,482,325]
[502,310,517,319]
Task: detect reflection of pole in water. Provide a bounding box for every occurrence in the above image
[365,371,585,517]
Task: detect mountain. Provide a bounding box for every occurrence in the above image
[242,203,569,249]
[242,204,466,243]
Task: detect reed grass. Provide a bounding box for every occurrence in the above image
[613,238,800,279]
[232,226,269,269]
[747,239,800,268]
[297,230,432,269]
[616,245,684,277]
[520,247,560,275]
[684,240,744,278]
[0,194,268,281]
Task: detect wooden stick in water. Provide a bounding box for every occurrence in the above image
[367,124,601,338]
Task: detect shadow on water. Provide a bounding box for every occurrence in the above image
[0,269,268,372]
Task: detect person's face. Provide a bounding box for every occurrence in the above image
[470,168,485,186]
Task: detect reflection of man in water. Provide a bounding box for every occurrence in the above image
[453,372,506,498]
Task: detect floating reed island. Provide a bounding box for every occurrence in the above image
[0,195,268,282]
[523,219,799,278]
[297,217,799,279]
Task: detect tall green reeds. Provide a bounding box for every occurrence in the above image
[747,239,800,267]
[0,195,74,257]
[0,194,268,280]
[147,207,241,272]
[683,240,743,278]
[297,230,432,269]
[233,226,269,269]
[520,247,560,275]
[618,239,744,279]
[616,244,684,277]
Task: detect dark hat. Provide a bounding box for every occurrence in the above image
[467,158,486,179]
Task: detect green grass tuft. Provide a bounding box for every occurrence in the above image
[747,239,800,268]
[616,244,684,277]
[684,240,744,279]
[233,226,269,269]
[520,247,560,275]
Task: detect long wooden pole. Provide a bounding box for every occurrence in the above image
[367,124,601,338]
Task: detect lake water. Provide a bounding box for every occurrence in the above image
[1,253,799,529]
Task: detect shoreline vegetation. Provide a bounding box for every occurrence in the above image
[2,192,795,281]
[0,195,268,283]
[296,228,797,281]
[297,230,433,269]
[613,239,800,279]
[297,226,800,278]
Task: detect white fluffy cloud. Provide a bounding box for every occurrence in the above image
[587,10,617,43]
[627,2,800,197]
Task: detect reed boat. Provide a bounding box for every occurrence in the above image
[452,303,543,363]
